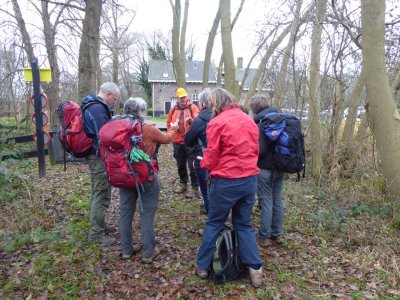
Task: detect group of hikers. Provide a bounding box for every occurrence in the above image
[77,82,285,288]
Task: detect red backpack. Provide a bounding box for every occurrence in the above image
[56,101,96,158]
[99,117,155,189]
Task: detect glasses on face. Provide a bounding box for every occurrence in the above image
[108,92,119,101]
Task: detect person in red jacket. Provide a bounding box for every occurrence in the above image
[166,87,200,194]
[195,88,263,288]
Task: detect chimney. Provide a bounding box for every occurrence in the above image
[237,57,243,70]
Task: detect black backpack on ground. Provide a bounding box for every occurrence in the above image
[209,226,246,284]
[261,112,305,180]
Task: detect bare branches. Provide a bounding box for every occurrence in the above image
[330,0,361,49]
[40,0,85,12]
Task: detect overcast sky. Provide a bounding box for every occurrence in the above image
[129,0,267,67]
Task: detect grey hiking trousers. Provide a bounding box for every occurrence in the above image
[119,175,160,258]
[87,154,111,239]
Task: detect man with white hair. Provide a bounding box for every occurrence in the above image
[82,82,120,246]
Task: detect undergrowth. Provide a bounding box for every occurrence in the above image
[0,143,399,298]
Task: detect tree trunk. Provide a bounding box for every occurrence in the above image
[40,1,61,127]
[339,72,365,172]
[169,0,188,88]
[111,18,120,113]
[327,80,345,172]
[361,0,400,219]
[78,0,102,99]
[242,24,291,107]
[273,0,303,109]
[202,9,220,88]
[11,0,34,131]
[308,0,326,177]
[220,0,237,97]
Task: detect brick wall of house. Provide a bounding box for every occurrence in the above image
[152,82,217,117]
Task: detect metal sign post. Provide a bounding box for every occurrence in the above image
[31,58,46,178]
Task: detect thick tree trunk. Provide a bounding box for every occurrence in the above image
[169,0,188,88]
[362,0,400,219]
[78,0,102,99]
[220,0,237,97]
[308,0,326,177]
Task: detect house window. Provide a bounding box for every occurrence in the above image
[160,82,170,86]
[165,101,171,114]
[192,94,198,101]
[165,98,177,114]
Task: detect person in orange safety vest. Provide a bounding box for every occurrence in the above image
[166,87,200,195]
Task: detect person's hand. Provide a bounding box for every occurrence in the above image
[186,116,193,125]
[170,119,179,130]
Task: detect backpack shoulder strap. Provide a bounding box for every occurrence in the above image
[82,98,111,118]
[189,104,193,117]
[215,229,234,275]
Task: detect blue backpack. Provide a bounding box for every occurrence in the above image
[261,113,305,180]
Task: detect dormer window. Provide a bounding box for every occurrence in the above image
[162,73,168,78]
[185,73,189,78]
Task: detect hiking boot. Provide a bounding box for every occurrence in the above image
[198,228,204,236]
[195,265,208,279]
[258,238,272,247]
[249,267,263,288]
[142,246,161,263]
[271,236,283,245]
[176,183,188,194]
[88,235,116,247]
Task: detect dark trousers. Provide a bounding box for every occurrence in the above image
[194,159,209,214]
[196,176,262,269]
[173,143,198,187]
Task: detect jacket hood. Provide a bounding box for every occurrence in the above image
[81,93,97,105]
[81,93,109,108]
[254,107,278,123]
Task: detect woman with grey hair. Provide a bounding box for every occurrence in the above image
[118,97,179,262]
[185,88,212,218]
[123,97,148,119]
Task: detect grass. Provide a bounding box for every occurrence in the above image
[147,116,167,123]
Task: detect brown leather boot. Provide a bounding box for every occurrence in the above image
[176,183,188,194]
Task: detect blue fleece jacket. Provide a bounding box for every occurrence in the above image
[81,93,111,153]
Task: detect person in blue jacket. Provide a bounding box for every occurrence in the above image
[250,94,285,247]
[82,82,120,246]
[185,88,212,217]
